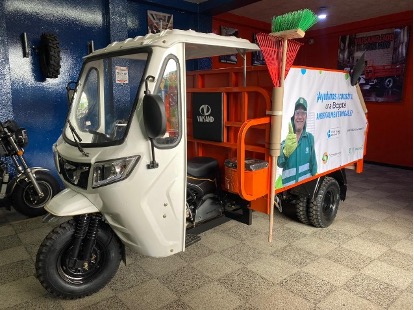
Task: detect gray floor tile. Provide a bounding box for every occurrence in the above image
[0,259,34,285]
[388,291,413,310]
[317,289,383,310]
[246,255,298,283]
[182,282,243,310]
[302,257,356,286]
[248,285,314,310]
[117,279,177,310]
[272,245,319,268]
[280,271,336,303]
[378,249,413,271]
[199,230,241,252]
[324,246,373,271]
[0,224,15,238]
[0,234,22,251]
[191,252,242,279]
[0,276,48,309]
[343,274,401,308]
[220,242,266,265]
[292,235,338,256]
[358,229,403,247]
[218,267,274,299]
[0,245,30,267]
[163,299,195,310]
[342,237,389,258]
[108,261,153,294]
[137,254,187,277]
[392,238,413,256]
[159,265,213,297]
[362,260,412,290]
[58,287,115,310]
[80,296,130,310]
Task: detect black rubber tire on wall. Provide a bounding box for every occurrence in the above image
[295,195,310,225]
[308,177,340,228]
[39,33,61,78]
[36,220,122,299]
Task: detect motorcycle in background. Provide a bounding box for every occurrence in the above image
[0,120,61,217]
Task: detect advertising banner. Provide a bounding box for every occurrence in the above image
[275,67,367,189]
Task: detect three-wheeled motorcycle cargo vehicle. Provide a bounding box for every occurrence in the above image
[35,29,368,299]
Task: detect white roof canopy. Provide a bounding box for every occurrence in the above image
[88,29,260,60]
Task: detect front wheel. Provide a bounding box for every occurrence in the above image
[36,219,122,299]
[11,170,60,217]
[308,177,340,228]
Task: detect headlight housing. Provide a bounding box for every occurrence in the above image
[92,155,140,188]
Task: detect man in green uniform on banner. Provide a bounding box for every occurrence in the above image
[277,97,317,187]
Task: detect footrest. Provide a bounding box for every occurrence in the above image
[185,233,201,247]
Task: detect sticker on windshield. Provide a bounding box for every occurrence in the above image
[115,66,128,84]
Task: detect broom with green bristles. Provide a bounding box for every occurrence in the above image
[256,9,318,242]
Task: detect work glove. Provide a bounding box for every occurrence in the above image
[283,122,297,158]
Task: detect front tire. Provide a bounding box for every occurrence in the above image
[12,170,60,217]
[308,177,340,228]
[35,219,122,299]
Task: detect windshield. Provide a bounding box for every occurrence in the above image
[64,52,149,146]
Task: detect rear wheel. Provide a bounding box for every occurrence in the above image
[36,219,122,299]
[295,196,310,225]
[308,177,340,228]
[384,77,394,89]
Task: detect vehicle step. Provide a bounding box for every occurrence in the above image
[185,233,201,247]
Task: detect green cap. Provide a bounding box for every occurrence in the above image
[295,97,307,111]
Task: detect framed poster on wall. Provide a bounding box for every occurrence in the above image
[219,26,238,64]
[338,26,409,102]
[147,10,173,34]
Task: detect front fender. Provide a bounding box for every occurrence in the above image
[45,188,100,216]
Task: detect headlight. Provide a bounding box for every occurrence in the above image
[92,156,140,188]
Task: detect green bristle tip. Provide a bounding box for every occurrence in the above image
[272,9,318,33]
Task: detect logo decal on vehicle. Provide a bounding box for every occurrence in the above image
[199,105,211,116]
[197,105,214,122]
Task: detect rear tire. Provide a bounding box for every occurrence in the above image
[308,177,340,228]
[12,171,60,217]
[295,196,310,225]
[35,220,122,299]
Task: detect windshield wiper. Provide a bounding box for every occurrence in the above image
[67,120,89,157]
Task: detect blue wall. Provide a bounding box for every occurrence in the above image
[0,0,212,178]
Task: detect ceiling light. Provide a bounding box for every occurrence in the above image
[317,7,328,20]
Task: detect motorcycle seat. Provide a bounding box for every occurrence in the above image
[187,157,218,177]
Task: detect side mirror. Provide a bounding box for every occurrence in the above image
[143,94,166,139]
[66,81,77,107]
[350,52,366,86]
[143,94,166,169]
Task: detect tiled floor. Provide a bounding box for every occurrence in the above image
[0,163,412,309]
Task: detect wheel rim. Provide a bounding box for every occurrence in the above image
[384,78,393,88]
[58,241,104,285]
[23,181,53,208]
[322,188,337,221]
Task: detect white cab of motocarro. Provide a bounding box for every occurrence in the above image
[47,29,260,257]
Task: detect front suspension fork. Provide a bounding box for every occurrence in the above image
[11,155,44,198]
[69,214,101,270]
